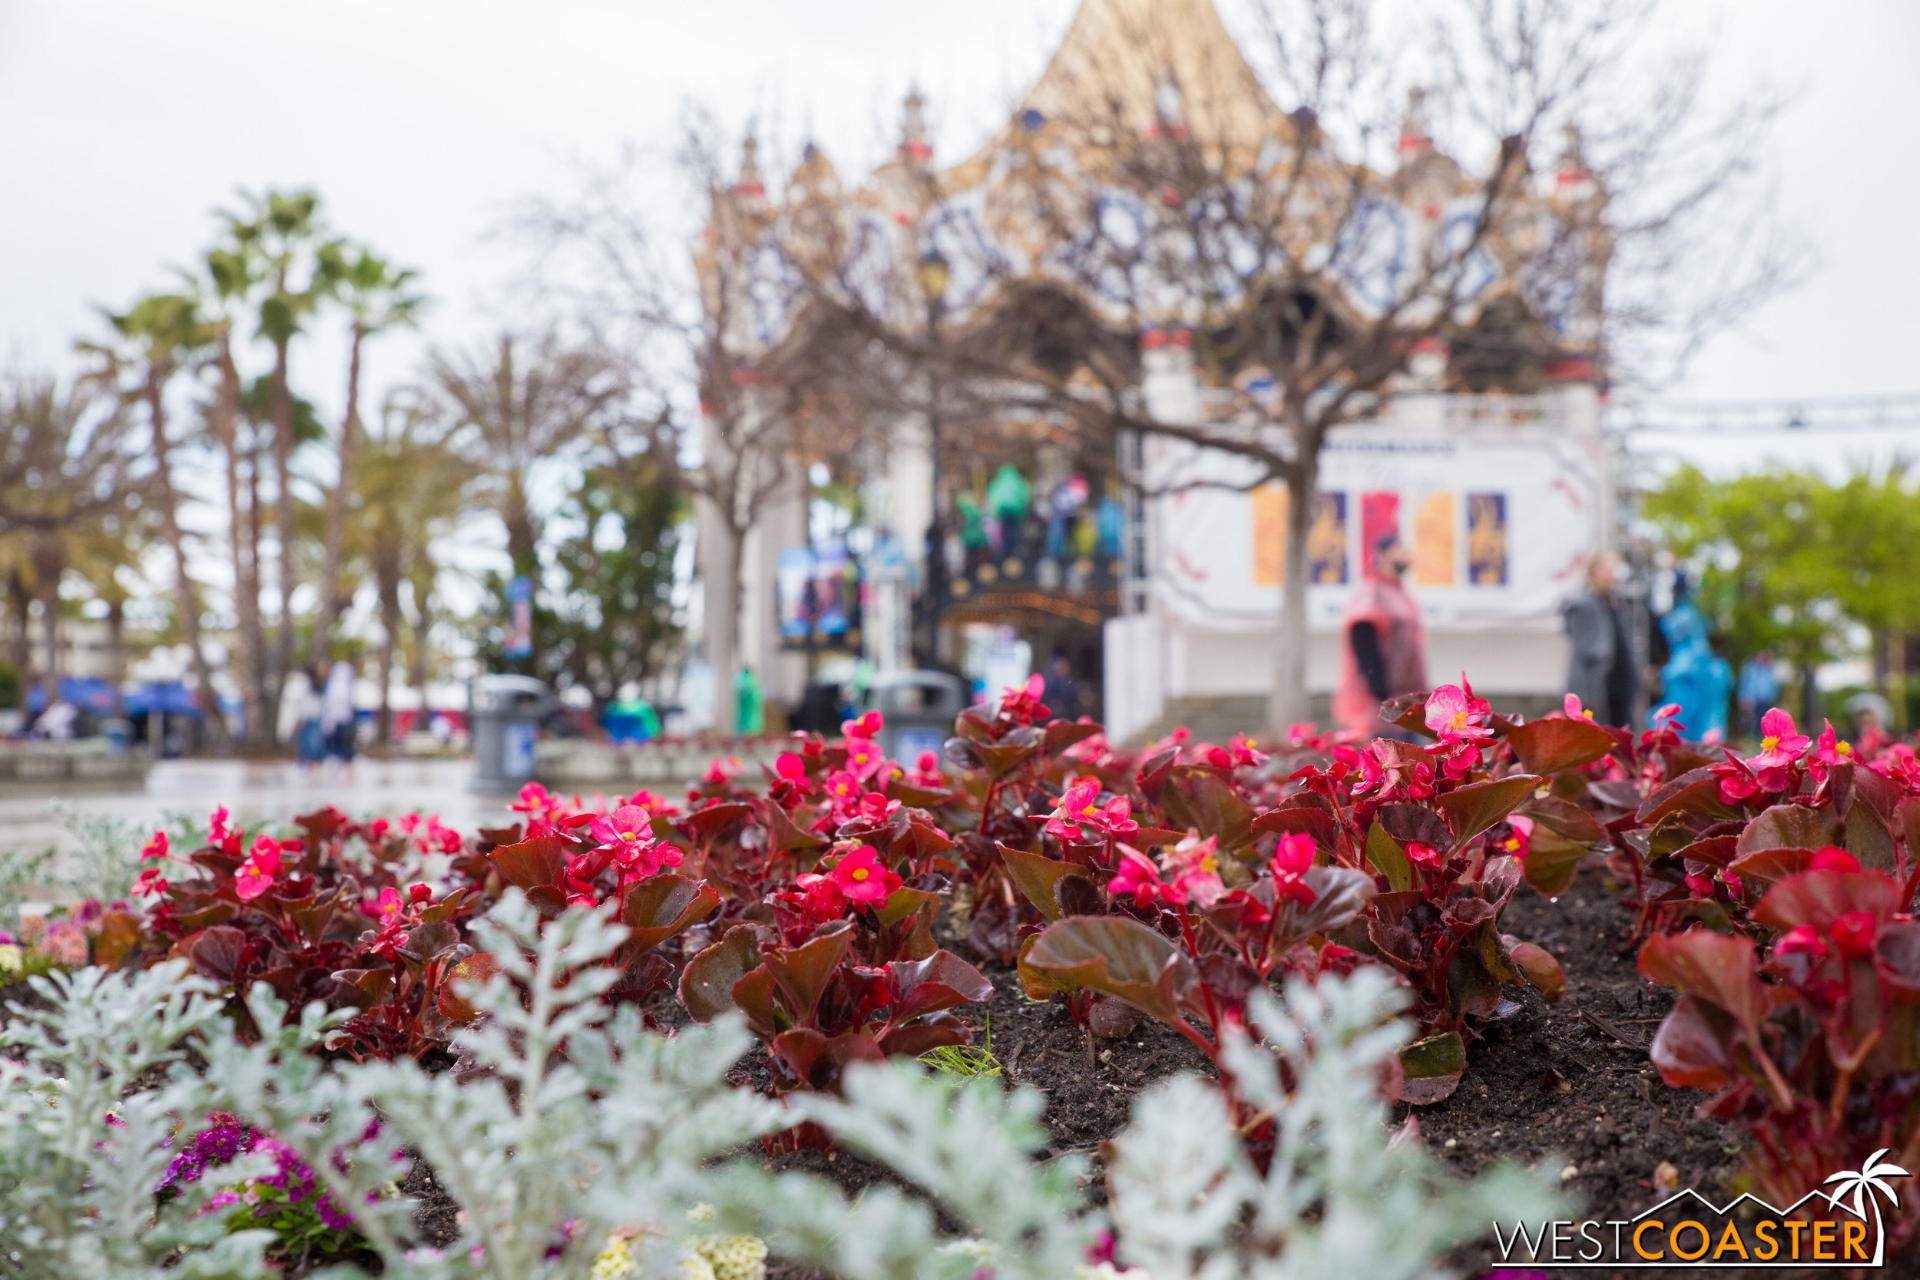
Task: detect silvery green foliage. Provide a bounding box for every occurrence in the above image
[0,962,278,1278]
[0,897,1564,1280]
[1108,967,1567,1280]
[206,891,784,1280]
[47,798,147,904]
[699,1062,1100,1280]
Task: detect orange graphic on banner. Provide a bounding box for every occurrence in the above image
[1252,483,1286,586]
[1413,491,1455,585]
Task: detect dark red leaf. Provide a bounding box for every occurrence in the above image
[1505,716,1615,776]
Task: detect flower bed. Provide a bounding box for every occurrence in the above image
[2,681,1915,1274]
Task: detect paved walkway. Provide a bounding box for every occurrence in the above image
[0,757,517,854]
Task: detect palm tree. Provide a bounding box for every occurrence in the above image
[310,246,425,664]
[0,374,146,704]
[92,295,233,747]
[356,391,474,744]
[197,241,271,749]
[220,189,338,735]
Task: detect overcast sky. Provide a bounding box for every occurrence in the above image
[2,0,1917,443]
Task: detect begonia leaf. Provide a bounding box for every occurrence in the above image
[766,803,827,857]
[1736,804,1841,856]
[1638,930,1767,1033]
[1521,829,1589,897]
[1437,774,1541,844]
[187,925,247,982]
[1000,844,1084,923]
[1252,805,1339,851]
[1505,716,1615,776]
[887,949,993,1023]
[685,802,753,841]
[1508,941,1564,1001]
[679,923,776,1022]
[1726,846,1815,886]
[762,921,854,1026]
[487,836,566,893]
[1397,1032,1465,1104]
[434,954,494,1023]
[1648,994,1740,1091]
[1755,869,1904,933]
[1844,805,1897,872]
[1873,922,1920,1003]
[1637,767,1737,825]
[1022,915,1194,1029]
[618,874,721,953]
[1364,821,1413,894]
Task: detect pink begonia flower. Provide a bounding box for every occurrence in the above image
[1496,814,1533,859]
[1810,846,1860,872]
[776,752,807,781]
[1563,693,1593,720]
[1045,777,1102,841]
[1747,708,1811,773]
[590,805,652,851]
[841,710,883,740]
[234,836,284,902]
[1109,848,1176,907]
[373,886,405,922]
[140,831,169,861]
[1830,911,1877,959]
[1425,683,1493,742]
[844,735,886,780]
[1269,832,1317,906]
[1405,841,1443,870]
[1811,720,1852,779]
[1773,924,1828,960]
[828,845,901,905]
[1164,835,1225,907]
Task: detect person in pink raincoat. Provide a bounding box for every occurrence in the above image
[1334,532,1428,742]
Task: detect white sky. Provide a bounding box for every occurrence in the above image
[2,0,1917,462]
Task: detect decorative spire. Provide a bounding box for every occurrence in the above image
[733,133,766,199]
[1554,124,1596,198]
[899,86,933,164]
[1396,87,1433,158]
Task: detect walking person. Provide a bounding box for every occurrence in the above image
[1735,650,1782,740]
[1334,532,1428,742]
[1564,552,1640,729]
[320,657,358,770]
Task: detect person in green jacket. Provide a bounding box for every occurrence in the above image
[734,666,766,736]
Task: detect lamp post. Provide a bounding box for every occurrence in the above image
[915,249,949,666]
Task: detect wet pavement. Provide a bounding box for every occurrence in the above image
[0,756,513,854]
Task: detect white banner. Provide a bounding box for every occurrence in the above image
[1150,425,1605,633]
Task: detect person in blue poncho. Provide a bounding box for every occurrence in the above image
[1659,586,1732,741]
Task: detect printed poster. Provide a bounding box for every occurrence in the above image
[1467,493,1509,586]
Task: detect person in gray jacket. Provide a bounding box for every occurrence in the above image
[1564,552,1639,728]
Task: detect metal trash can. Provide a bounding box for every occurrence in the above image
[858,671,967,766]
[470,674,551,794]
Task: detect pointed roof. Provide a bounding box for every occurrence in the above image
[1017,0,1279,147]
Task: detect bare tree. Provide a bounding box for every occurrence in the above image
[430,332,629,645]
[776,0,1796,732]
[512,118,866,706]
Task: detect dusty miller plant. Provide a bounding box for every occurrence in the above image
[0,962,279,1278]
[1107,967,1566,1280]
[0,893,1563,1280]
[205,890,785,1279]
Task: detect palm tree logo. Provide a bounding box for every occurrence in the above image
[1822,1149,1910,1263]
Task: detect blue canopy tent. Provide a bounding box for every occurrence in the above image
[25,676,120,716]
